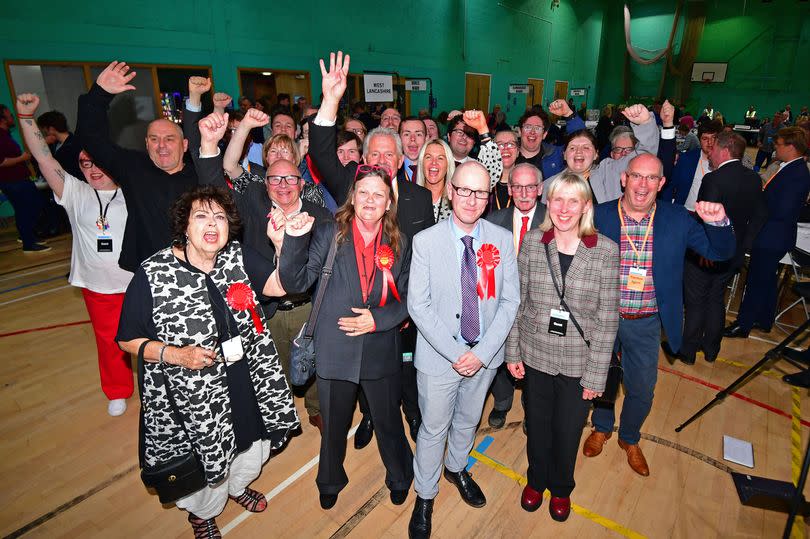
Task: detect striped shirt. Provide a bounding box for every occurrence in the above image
[619,200,657,315]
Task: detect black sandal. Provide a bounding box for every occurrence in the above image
[230,487,267,513]
[188,513,222,539]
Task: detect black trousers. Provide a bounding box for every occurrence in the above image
[316,373,414,495]
[358,325,420,421]
[524,366,590,498]
[489,363,523,412]
[681,254,737,358]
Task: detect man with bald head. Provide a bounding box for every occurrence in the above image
[407,161,519,538]
[79,61,198,272]
[580,153,735,477]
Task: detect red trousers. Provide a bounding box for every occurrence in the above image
[81,288,133,399]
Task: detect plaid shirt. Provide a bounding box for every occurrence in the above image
[619,200,657,315]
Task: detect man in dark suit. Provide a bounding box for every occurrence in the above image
[676,132,768,363]
[659,120,722,207]
[309,51,434,447]
[484,162,545,428]
[726,127,810,337]
[583,154,734,477]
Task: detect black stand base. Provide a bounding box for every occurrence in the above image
[731,472,810,515]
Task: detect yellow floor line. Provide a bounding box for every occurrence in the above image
[469,450,648,539]
[790,387,805,539]
[713,356,783,379]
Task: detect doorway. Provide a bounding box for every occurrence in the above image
[527,78,544,109]
[553,80,569,101]
[464,73,491,112]
[237,68,311,114]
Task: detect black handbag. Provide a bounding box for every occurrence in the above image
[290,235,338,386]
[137,340,207,504]
[544,244,623,404]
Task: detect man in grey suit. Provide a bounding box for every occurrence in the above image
[407,161,520,539]
[484,163,545,429]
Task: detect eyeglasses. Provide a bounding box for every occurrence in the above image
[610,146,634,156]
[265,174,301,185]
[451,185,490,200]
[497,142,517,150]
[521,125,544,133]
[626,172,662,183]
[510,184,539,193]
[450,129,475,139]
[267,148,292,158]
[348,128,366,136]
[354,163,392,182]
[79,159,95,169]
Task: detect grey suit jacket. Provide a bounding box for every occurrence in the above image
[408,218,520,375]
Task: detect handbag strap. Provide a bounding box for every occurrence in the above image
[544,243,590,348]
[303,234,339,338]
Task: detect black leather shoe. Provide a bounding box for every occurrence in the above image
[408,497,433,539]
[319,493,338,509]
[407,416,421,442]
[703,353,717,363]
[752,322,772,333]
[784,369,810,389]
[443,469,486,507]
[488,408,507,428]
[390,489,408,505]
[679,352,696,365]
[662,341,693,364]
[354,415,374,449]
[723,322,750,339]
[783,348,810,365]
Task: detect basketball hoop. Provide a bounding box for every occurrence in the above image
[702,78,712,84]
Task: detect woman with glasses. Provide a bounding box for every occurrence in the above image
[280,164,414,511]
[492,130,520,209]
[17,93,134,416]
[542,103,663,204]
[116,185,309,537]
[415,139,456,222]
[506,172,619,522]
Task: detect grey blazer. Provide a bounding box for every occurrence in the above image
[505,229,620,392]
[408,218,520,376]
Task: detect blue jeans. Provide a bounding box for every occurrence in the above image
[591,315,660,445]
[1,179,42,248]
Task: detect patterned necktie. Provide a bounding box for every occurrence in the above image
[409,164,418,181]
[518,216,529,251]
[460,236,480,343]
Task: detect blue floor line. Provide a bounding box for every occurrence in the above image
[0,275,65,295]
[466,435,494,471]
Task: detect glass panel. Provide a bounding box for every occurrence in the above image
[8,64,86,131]
[89,66,156,150]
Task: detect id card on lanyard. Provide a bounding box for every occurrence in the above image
[95,189,118,252]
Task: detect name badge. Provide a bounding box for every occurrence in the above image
[221,336,244,363]
[627,267,647,292]
[548,308,570,336]
[402,352,413,363]
[97,235,113,253]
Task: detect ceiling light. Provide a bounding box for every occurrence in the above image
[261,71,272,76]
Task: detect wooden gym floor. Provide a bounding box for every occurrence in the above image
[1,226,808,539]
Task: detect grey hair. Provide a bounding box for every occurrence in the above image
[609,125,638,147]
[363,127,403,158]
[508,162,541,186]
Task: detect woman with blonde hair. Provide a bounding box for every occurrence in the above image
[414,139,455,222]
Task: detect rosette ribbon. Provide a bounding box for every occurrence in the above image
[225,282,264,334]
[375,245,400,307]
[476,244,500,299]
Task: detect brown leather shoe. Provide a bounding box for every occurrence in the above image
[308,414,323,433]
[618,439,650,476]
[582,430,612,457]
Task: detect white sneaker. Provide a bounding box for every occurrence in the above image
[108,399,127,416]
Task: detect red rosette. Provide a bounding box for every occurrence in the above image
[476,244,500,299]
[226,282,264,334]
[374,245,400,307]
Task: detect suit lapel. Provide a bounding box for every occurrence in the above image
[531,204,545,229]
[445,219,463,305]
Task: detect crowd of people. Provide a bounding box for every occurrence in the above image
[3,49,810,538]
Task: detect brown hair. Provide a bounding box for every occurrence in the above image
[261,134,301,167]
[777,127,808,155]
[170,185,242,246]
[335,167,401,259]
[714,131,746,160]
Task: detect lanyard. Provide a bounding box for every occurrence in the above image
[94,189,118,232]
[543,243,565,305]
[763,168,780,191]
[495,184,511,210]
[618,199,655,265]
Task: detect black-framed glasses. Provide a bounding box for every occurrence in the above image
[626,171,662,183]
[610,146,634,157]
[451,184,490,200]
[265,174,301,185]
[450,128,475,139]
[79,159,95,169]
[510,184,539,193]
[497,142,517,150]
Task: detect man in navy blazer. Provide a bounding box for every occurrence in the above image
[583,154,734,477]
[484,163,545,429]
[659,121,722,207]
[725,128,810,337]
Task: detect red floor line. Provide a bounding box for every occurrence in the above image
[658,364,810,427]
[0,319,91,339]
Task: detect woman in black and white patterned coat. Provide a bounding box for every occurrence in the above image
[117,185,313,538]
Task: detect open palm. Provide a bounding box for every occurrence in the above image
[96,61,137,94]
[319,51,350,102]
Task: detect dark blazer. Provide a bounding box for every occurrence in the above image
[281,222,411,383]
[486,204,546,233]
[594,199,736,352]
[308,120,435,239]
[698,160,769,268]
[660,148,700,204]
[754,159,810,253]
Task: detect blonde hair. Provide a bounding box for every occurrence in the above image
[261,134,301,167]
[539,172,597,236]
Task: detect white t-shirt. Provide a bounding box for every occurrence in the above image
[55,174,133,294]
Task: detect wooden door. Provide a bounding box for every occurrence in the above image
[274,71,311,105]
[527,78,544,108]
[553,80,569,101]
[464,73,490,112]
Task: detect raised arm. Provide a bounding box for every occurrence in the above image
[213,93,232,115]
[549,99,586,134]
[624,103,660,156]
[183,76,211,156]
[224,108,268,179]
[195,111,230,189]
[464,110,502,190]
[15,94,66,198]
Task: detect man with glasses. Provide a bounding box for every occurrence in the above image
[446,111,503,190]
[660,120,722,206]
[582,153,734,477]
[515,99,585,182]
[485,163,545,429]
[408,161,519,539]
[344,118,367,142]
[381,107,402,131]
[608,126,638,160]
[195,112,334,433]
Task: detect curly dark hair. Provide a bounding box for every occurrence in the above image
[170,185,242,247]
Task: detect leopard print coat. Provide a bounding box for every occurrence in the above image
[140,242,299,485]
